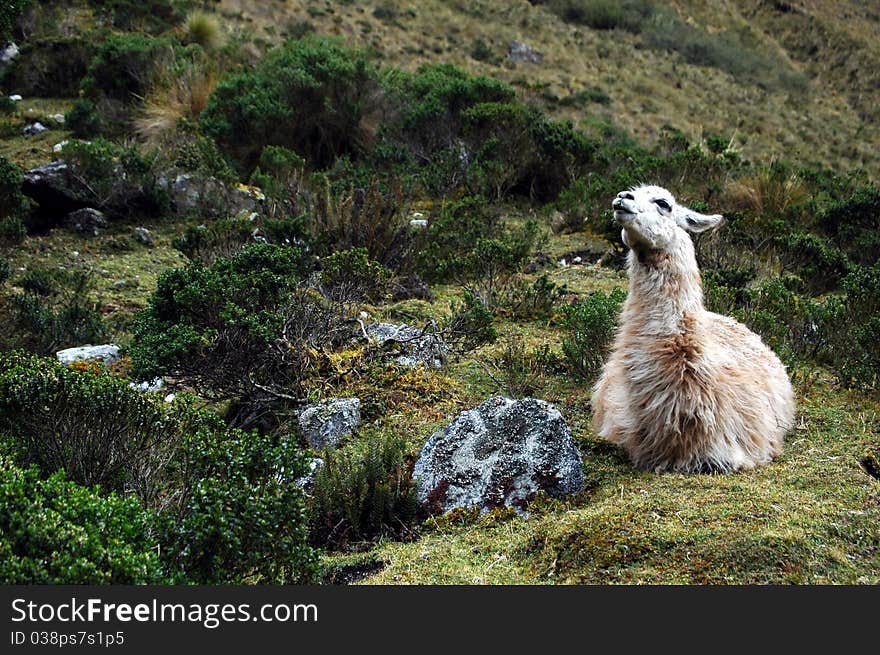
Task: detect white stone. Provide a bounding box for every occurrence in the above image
[56,344,121,367]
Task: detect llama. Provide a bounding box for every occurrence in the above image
[591,184,795,473]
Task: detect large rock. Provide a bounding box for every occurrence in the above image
[413,396,585,514]
[0,43,19,71]
[298,398,361,450]
[21,160,91,213]
[365,322,449,368]
[163,174,265,218]
[63,208,107,236]
[56,344,121,367]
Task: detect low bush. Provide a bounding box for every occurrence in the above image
[155,413,318,583]
[0,157,27,244]
[0,36,91,97]
[92,0,189,35]
[3,269,107,355]
[320,247,394,303]
[778,232,851,295]
[0,352,179,501]
[0,455,166,584]
[201,36,379,173]
[561,287,626,381]
[819,184,880,267]
[309,431,418,550]
[536,0,655,33]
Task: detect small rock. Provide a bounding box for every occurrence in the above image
[508,40,543,64]
[52,140,69,154]
[298,398,361,450]
[113,279,127,289]
[134,227,154,247]
[573,256,583,264]
[23,121,47,136]
[48,113,65,125]
[0,43,19,68]
[63,208,107,237]
[550,210,567,234]
[56,344,121,367]
[409,219,428,228]
[413,396,585,514]
[164,393,176,403]
[294,457,325,489]
[558,258,568,267]
[129,377,165,393]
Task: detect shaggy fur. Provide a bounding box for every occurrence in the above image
[592,185,796,473]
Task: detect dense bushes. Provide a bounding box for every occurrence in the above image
[130,243,315,410]
[0,456,166,584]
[155,414,318,583]
[201,36,379,173]
[0,157,27,247]
[0,353,318,584]
[0,36,91,97]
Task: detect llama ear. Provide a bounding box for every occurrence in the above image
[676,208,723,233]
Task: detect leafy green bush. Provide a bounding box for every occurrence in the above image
[156,413,318,583]
[309,431,418,549]
[320,247,394,303]
[0,258,9,284]
[778,232,851,295]
[1,36,91,97]
[130,243,367,427]
[416,196,497,281]
[562,287,626,381]
[0,455,166,584]
[819,184,880,267]
[441,289,498,353]
[202,36,379,173]
[0,352,179,500]
[173,219,258,265]
[65,98,102,137]
[4,269,107,355]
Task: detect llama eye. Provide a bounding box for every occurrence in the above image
[654,199,672,211]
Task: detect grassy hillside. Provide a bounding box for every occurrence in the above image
[0,1,878,585]
[217,0,880,179]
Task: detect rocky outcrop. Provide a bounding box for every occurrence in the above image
[298,398,361,450]
[413,396,585,514]
[508,40,543,64]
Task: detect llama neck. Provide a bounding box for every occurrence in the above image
[621,238,704,336]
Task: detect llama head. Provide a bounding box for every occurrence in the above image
[611,184,722,253]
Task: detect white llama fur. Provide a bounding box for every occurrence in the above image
[591,184,796,473]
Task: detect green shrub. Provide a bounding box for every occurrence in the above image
[4,269,107,355]
[156,414,318,583]
[0,156,27,232]
[0,455,166,584]
[441,289,498,353]
[819,184,880,267]
[562,287,626,381]
[416,196,498,281]
[778,232,851,295]
[65,98,102,137]
[129,244,348,420]
[1,36,91,97]
[479,337,553,397]
[320,247,394,303]
[173,219,258,265]
[309,431,418,549]
[202,36,379,173]
[0,258,9,283]
[0,352,179,500]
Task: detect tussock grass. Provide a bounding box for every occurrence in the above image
[183,11,226,50]
[136,65,218,147]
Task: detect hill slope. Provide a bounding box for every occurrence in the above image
[218,0,880,178]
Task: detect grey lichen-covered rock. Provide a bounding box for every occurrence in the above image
[23,121,47,136]
[129,377,165,393]
[298,398,361,450]
[56,344,121,367]
[507,40,543,64]
[0,43,19,69]
[63,208,107,236]
[22,160,87,212]
[413,396,585,514]
[365,322,449,368]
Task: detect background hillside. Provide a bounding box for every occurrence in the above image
[0,1,878,585]
[218,0,880,178]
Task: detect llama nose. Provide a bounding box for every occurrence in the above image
[618,192,635,200]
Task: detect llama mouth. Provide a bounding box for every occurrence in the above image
[613,209,636,223]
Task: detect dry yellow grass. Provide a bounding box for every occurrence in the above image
[135,65,218,147]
